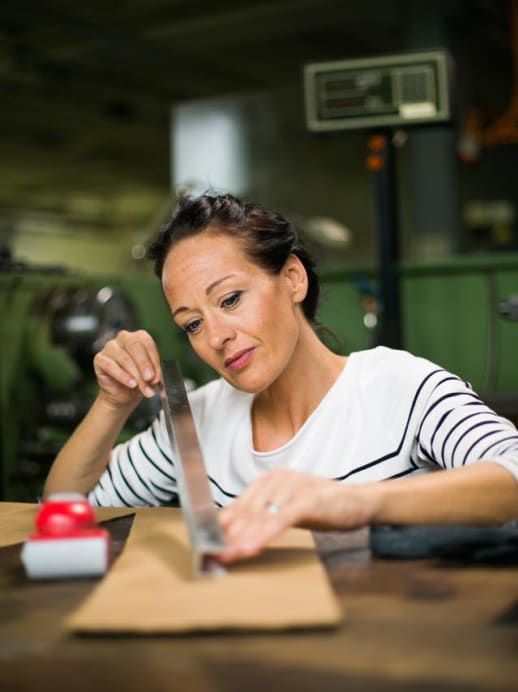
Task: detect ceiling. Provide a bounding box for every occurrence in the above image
[0,0,513,243]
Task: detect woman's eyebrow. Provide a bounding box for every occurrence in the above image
[205,274,236,295]
[171,274,237,318]
[172,306,187,319]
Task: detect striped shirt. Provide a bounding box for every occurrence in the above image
[88,346,518,508]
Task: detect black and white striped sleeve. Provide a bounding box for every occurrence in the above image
[415,372,518,481]
[88,414,179,507]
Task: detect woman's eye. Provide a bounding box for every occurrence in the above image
[184,319,202,334]
[221,291,242,309]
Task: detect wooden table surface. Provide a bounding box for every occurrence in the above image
[1,504,517,692]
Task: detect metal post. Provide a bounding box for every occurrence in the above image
[366,131,403,349]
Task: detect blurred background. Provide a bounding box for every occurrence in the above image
[1,0,517,500]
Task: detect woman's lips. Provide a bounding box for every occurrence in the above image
[225,348,254,371]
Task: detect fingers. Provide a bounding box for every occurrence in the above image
[221,467,307,526]
[218,515,288,563]
[218,499,291,563]
[94,329,161,399]
[218,468,309,562]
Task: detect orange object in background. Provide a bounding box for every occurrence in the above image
[367,134,387,152]
[366,153,385,172]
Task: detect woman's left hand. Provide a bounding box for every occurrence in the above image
[218,468,375,562]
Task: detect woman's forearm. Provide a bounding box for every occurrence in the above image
[43,394,136,498]
[365,461,518,526]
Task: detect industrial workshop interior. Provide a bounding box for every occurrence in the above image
[1,1,518,691]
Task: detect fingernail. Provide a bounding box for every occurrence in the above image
[144,386,155,397]
[128,379,137,388]
[144,369,154,380]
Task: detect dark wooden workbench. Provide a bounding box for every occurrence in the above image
[1,507,517,691]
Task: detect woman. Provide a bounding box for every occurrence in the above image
[44,193,518,562]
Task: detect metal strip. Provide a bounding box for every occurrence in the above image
[159,360,227,577]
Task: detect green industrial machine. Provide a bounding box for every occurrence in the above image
[1,253,517,501]
[0,266,212,502]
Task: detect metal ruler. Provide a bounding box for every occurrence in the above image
[159,360,227,577]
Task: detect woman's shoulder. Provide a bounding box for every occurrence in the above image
[342,346,460,423]
[348,346,446,389]
[353,345,439,366]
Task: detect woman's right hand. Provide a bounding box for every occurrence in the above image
[92,329,161,409]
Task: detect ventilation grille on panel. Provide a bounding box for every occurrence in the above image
[396,66,434,104]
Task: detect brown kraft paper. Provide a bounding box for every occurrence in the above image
[66,508,343,633]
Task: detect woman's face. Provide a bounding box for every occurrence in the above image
[162,231,307,392]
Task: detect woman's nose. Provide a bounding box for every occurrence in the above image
[206,316,235,349]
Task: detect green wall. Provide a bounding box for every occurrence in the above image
[319,254,518,393]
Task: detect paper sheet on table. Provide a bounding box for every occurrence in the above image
[66,508,343,633]
[0,502,136,547]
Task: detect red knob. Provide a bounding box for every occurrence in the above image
[36,493,96,536]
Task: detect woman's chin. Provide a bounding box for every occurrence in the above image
[221,370,268,394]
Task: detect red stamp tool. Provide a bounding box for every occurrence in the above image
[21,493,109,579]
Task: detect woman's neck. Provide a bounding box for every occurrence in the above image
[251,327,347,452]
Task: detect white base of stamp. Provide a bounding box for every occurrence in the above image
[21,531,109,580]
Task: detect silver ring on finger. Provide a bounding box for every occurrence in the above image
[265,501,281,515]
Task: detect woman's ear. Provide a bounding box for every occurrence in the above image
[283,254,308,304]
